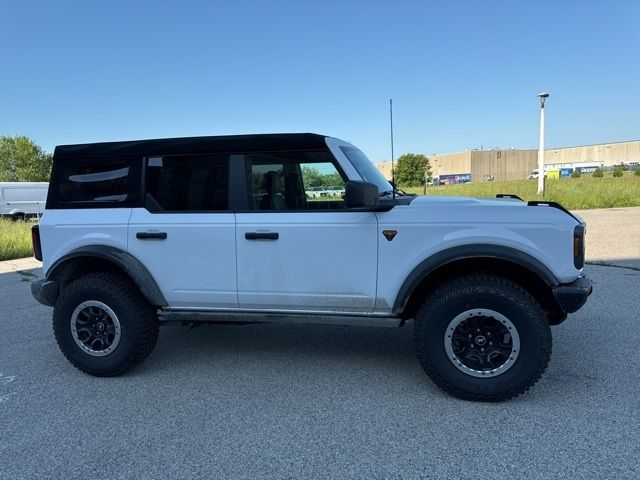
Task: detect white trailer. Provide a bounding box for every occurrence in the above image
[0,182,49,220]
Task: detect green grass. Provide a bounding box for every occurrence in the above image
[0,219,34,261]
[405,173,640,210]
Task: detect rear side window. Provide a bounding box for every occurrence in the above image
[145,154,229,211]
[54,161,135,205]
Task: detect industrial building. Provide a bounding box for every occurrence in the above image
[375,139,640,183]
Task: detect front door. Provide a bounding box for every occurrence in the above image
[235,150,378,313]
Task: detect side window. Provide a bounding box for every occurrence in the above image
[56,161,131,204]
[246,151,346,211]
[145,154,229,211]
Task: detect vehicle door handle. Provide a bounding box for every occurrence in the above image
[245,232,279,240]
[136,231,168,240]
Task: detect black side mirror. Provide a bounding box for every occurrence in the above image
[344,181,379,209]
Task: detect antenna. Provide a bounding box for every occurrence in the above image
[390,98,395,200]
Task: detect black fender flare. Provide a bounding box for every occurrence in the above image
[46,245,167,307]
[392,244,560,316]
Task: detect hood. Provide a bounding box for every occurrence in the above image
[396,195,581,227]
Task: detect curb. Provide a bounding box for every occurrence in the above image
[0,257,42,275]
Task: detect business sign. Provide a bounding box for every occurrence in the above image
[559,168,573,177]
[439,173,472,185]
[576,166,597,174]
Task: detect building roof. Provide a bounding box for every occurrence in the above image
[53,133,329,159]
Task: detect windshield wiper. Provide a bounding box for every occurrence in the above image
[379,188,415,197]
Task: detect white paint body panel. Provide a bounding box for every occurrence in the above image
[39,208,132,274]
[236,211,378,311]
[127,209,237,308]
[375,196,581,312]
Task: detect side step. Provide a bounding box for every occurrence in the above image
[159,310,402,328]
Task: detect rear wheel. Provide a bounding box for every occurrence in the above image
[413,274,552,402]
[53,272,159,376]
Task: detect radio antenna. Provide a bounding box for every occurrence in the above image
[390,98,395,200]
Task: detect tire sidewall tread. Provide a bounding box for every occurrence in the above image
[52,272,159,377]
[414,274,552,402]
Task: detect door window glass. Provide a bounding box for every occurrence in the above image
[145,154,229,211]
[246,151,345,211]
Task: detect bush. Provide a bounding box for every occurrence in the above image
[635,168,640,176]
[613,167,624,177]
[592,168,604,178]
[570,170,581,178]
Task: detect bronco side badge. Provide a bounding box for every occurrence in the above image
[382,230,397,241]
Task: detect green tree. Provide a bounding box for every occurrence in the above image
[301,166,343,188]
[320,172,343,187]
[0,135,52,181]
[592,167,604,178]
[613,167,623,177]
[393,153,431,187]
[570,170,581,178]
[634,168,640,176]
[301,166,323,187]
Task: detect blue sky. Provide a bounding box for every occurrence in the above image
[1,0,638,161]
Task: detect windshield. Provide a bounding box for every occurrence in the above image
[339,146,393,193]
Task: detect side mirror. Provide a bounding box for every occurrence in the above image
[344,181,379,209]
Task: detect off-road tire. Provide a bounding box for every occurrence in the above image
[52,272,159,376]
[413,274,552,402]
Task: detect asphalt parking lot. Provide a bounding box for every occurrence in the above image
[1,264,639,479]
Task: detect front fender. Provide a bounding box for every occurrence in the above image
[390,243,560,316]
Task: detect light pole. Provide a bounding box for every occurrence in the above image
[537,92,549,195]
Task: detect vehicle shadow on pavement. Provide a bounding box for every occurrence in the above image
[149,321,422,374]
[140,321,447,398]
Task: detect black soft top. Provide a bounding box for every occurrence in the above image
[53,133,329,159]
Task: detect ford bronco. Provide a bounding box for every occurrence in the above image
[31,133,592,401]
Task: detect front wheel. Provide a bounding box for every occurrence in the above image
[52,272,159,376]
[413,274,552,402]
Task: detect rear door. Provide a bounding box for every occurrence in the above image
[128,154,237,308]
[235,150,378,313]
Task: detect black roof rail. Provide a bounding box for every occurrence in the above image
[527,200,582,223]
[496,194,524,201]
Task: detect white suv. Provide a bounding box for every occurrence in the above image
[31,133,592,401]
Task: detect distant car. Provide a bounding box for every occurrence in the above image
[326,185,345,196]
[0,182,49,220]
[305,186,328,198]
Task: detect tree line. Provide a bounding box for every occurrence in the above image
[0,135,52,182]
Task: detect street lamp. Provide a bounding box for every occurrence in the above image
[537,92,549,195]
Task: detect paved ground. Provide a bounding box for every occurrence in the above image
[1,264,638,479]
[576,207,640,269]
